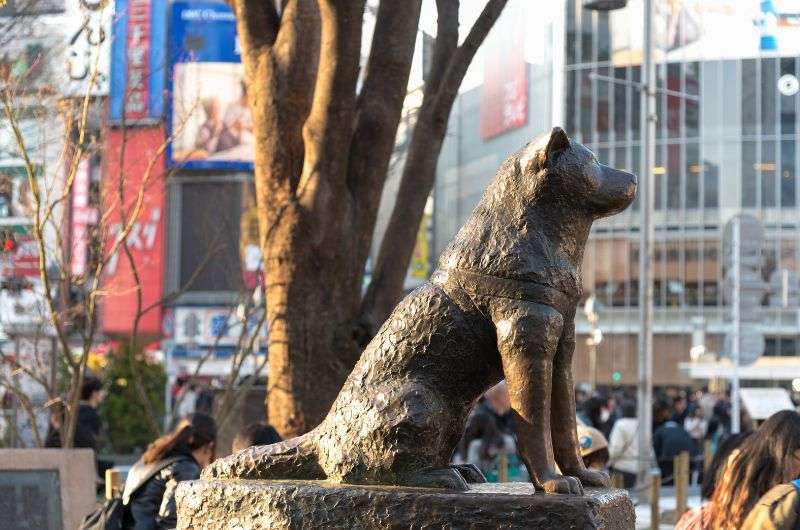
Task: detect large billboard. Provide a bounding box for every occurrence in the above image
[101,126,166,336]
[168,2,252,170]
[611,0,800,67]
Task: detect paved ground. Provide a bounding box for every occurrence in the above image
[633,486,702,529]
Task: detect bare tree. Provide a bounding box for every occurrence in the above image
[230,0,506,436]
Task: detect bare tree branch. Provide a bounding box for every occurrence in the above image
[361,0,508,330]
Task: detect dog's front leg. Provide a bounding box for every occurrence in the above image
[492,300,582,494]
[551,317,610,488]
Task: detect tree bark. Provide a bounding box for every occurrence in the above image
[360,0,508,331]
[233,0,421,437]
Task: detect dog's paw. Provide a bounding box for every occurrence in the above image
[572,468,611,488]
[540,474,584,495]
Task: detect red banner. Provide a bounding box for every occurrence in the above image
[479,18,528,140]
[101,126,165,335]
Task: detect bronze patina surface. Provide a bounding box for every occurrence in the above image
[203,128,637,495]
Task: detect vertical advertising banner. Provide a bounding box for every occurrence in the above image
[70,158,99,277]
[101,127,166,335]
[479,11,528,140]
[168,2,253,170]
[109,0,167,122]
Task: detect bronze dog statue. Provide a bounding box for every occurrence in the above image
[204,127,637,494]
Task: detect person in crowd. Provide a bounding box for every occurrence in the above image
[608,398,639,488]
[231,422,282,453]
[653,400,697,485]
[456,381,515,474]
[194,385,215,416]
[176,383,198,419]
[44,400,65,448]
[578,395,615,438]
[672,393,692,425]
[577,424,609,472]
[684,406,708,448]
[75,377,105,450]
[706,410,800,529]
[674,432,752,530]
[123,413,217,530]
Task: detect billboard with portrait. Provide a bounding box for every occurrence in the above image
[168,2,252,170]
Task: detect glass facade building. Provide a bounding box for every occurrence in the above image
[434,1,800,386]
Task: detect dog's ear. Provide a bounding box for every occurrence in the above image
[545,127,570,162]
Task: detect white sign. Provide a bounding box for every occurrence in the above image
[739,387,795,421]
[173,306,266,347]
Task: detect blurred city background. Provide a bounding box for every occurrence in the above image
[1,0,800,528]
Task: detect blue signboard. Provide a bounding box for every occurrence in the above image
[167,2,253,170]
[109,0,167,122]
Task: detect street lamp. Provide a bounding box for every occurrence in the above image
[584,0,656,492]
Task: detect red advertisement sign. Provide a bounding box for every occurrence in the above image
[125,0,151,120]
[479,18,528,140]
[101,126,165,335]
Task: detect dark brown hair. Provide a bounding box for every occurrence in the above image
[709,410,800,529]
[142,413,217,464]
[232,422,281,453]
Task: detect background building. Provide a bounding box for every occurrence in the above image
[434,0,800,387]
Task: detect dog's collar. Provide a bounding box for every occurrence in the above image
[431,268,577,317]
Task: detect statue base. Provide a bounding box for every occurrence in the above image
[176,479,634,529]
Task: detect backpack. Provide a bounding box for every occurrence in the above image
[79,457,184,530]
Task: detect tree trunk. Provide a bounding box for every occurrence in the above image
[263,204,361,435]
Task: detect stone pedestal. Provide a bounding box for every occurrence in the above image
[177,480,634,529]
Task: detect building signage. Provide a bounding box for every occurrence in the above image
[109,0,167,122]
[479,8,528,140]
[173,306,267,347]
[167,1,253,170]
[101,127,166,335]
[70,158,98,276]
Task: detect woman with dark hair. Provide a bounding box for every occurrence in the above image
[707,410,800,530]
[122,413,217,529]
[674,431,751,529]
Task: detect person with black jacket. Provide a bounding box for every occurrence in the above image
[122,413,217,530]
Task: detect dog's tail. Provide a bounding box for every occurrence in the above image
[201,430,324,481]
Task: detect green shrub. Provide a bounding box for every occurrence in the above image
[99,344,165,455]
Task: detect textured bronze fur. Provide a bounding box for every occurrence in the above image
[203,128,637,494]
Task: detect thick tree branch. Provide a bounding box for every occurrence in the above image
[231,0,280,50]
[432,0,507,121]
[361,0,508,331]
[426,0,459,94]
[297,0,365,215]
[346,0,422,314]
